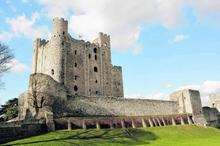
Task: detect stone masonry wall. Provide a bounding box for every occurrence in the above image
[169,89,203,115]
[112,66,124,98]
[169,89,207,125]
[67,97,178,116]
[18,73,67,120]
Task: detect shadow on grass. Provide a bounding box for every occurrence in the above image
[4,129,158,146]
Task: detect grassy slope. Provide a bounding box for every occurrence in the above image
[3,125,220,146]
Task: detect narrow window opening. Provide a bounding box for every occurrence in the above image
[212,103,215,107]
[51,69,54,75]
[75,50,77,55]
[95,80,98,83]
[75,63,77,67]
[95,91,98,94]
[89,54,91,59]
[94,67,98,72]
[63,31,65,35]
[94,48,97,53]
[61,42,64,45]
[95,55,97,60]
[74,75,78,80]
[74,85,78,91]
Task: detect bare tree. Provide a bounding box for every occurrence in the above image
[29,76,46,117]
[0,42,14,86]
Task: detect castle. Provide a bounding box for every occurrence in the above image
[17,18,208,131]
[32,18,123,98]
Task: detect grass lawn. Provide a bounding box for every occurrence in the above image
[3,125,220,146]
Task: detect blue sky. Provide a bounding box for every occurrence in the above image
[1,0,220,105]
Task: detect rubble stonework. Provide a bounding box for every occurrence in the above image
[17,18,207,130]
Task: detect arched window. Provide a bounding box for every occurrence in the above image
[95,80,98,83]
[94,67,98,72]
[94,48,97,53]
[74,85,78,91]
[74,50,77,55]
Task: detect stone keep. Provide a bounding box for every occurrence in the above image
[32,18,124,98]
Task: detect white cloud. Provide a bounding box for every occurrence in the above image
[171,34,189,43]
[125,91,168,100]
[157,0,186,28]
[35,0,186,53]
[178,81,220,106]
[148,92,168,100]
[33,0,220,53]
[189,0,220,21]
[0,13,48,41]
[6,59,29,73]
[164,83,174,88]
[126,80,220,105]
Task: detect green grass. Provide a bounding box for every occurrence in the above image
[3,125,220,146]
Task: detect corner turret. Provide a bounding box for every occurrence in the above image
[50,17,69,84]
[52,17,68,37]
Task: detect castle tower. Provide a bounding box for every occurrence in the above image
[50,17,68,84]
[93,33,112,96]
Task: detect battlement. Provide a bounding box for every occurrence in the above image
[113,65,122,72]
[93,32,111,47]
[99,32,110,39]
[53,17,67,22]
